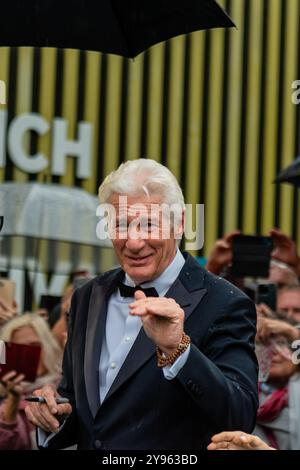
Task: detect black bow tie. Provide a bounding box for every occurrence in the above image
[118,282,158,298]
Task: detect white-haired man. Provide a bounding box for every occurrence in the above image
[25,158,258,450]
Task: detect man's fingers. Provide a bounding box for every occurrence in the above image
[32,402,60,431]
[56,403,72,416]
[34,386,58,414]
[211,431,241,442]
[134,290,146,301]
[25,405,59,433]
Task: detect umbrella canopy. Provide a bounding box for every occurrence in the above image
[0,0,235,58]
[274,156,300,188]
[0,182,109,246]
[0,182,112,274]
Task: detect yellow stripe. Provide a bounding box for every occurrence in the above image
[82,51,101,194]
[242,0,264,234]
[261,0,281,234]
[279,0,300,235]
[102,54,123,270]
[38,48,56,183]
[13,47,34,183]
[125,56,144,161]
[60,49,80,187]
[146,44,164,162]
[11,48,34,269]
[81,51,102,273]
[103,54,122,176]
[184,32,205,256]
[166,36,185,179]
[224,2,245,234]
[205,27,225,255]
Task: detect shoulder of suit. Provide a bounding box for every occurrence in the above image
[204,269,251,301]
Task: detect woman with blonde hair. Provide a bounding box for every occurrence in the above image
[0,313,62,449]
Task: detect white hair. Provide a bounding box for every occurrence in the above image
[0,313,62,376]
[98,158,185,209]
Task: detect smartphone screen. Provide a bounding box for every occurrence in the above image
[231,235,273,278]
[255,283,277,311]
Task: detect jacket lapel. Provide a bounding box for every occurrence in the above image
[84,270,123,418]
[102,254,207,405]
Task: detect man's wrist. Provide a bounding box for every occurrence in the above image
[156,333,191,368]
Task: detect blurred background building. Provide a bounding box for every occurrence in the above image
[0,0,299,309]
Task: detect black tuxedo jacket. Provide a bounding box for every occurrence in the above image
[46,253,258,450]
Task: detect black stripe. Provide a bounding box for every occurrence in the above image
[74,50,86,188]
[237,0,250,231]
[217,0,231,238]
[5,47,18,182]
[140,50,149,158]
[118,57,129,165]
[198,30,211,256]
[256,0,269,234]
[161,41,170,166]
[52,48,64,184]
[3,47,18,273]
[96,53,108,193]
[29,47,41,182]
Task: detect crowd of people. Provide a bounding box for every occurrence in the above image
[0,159,300,450]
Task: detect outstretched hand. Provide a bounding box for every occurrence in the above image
[129,290,184,355]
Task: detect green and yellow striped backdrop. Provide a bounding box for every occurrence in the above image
[0,0,299,275]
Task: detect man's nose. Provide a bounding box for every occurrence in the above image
[125,231,146,251]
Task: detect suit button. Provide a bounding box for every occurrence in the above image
[187,379,193,390]
[94,440,103,449]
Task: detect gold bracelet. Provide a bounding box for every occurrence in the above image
[156,332,191,368]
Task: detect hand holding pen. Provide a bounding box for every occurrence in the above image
[26,395,70,404]
[24,385,72,434]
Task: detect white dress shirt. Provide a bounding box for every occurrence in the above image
[99,248,189,402]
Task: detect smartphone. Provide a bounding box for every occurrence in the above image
[0,279,15,307]
[231,235,273,278]
[0,342,41,382]
[255,283,277,312]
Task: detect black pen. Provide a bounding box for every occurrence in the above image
[25,395,70,404]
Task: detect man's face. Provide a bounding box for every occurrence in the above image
[109,194,182,284]
[277,290,300,323]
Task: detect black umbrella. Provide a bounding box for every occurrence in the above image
[274,156,300,188]
[0,0,234,58]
